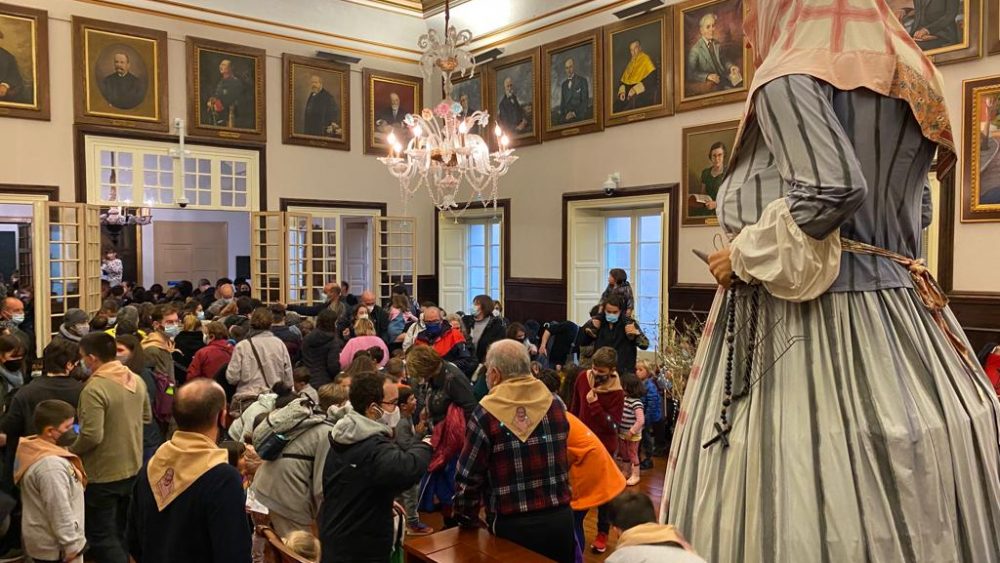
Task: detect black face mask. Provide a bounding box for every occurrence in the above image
[56,428,78,447]
[1,360,20,373]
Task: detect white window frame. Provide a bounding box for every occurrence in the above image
[83,135,261,211]
[602,209,663,347]
[465,217,502,306]
[286,206,382,301]
[436,206,506,317]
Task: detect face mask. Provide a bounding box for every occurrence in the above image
[56,427,78,447]
[605,313,619,324]
[366,305,375,313]
[107,316,117,326]
[75,324,91,336]
[10,314,24,326]
[116,353,130,364]
[473,305,481,315]
[375,405,401,428]
[196,311,205,321]
[77,363,92,378]
[163,324,181,339]
[424,322,443,337]
[2,360,20,373]
[492,308,500,317]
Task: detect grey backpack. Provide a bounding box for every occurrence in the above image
[252,397,324,461]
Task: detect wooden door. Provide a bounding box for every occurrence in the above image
[343,218,371,293]
[152,221,228,285]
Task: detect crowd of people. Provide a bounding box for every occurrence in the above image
[0,269,694,563]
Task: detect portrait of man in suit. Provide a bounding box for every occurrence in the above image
[685,12,742,97]
[894,0,962,51]
[204,58,251,128]
[375,91,408,143]
[0,27,27,105]
[557,58,590,124]
[614,39,659,113]
[302,74,341,138]
[99,51,147,110]
[498,76,528,133]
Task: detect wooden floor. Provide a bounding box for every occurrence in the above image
[410,457,666,563]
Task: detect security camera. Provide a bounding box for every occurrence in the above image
[603,172,621,196]
[178,196,189,209]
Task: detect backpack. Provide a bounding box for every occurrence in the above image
[151,370,175,424]
[252,397,323,461]
[387,313,407,343]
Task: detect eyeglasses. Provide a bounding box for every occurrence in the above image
[379,399,399,407]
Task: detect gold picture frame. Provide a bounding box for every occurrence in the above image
[73,17,167,131]
[188,36,267,142]
[0,2,49,122]
[282,54,350,151]
[362,68,423,156]
[681,119,740,226]
[485,48,542,148]
[673,0,753,113]
[603,8,673,127]
[541,28,604,141]
[961,74,1000,222]
[893,0,982,66]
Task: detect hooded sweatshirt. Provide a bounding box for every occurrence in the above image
[69,361,151,483]
[142,331,176,383]
[320,410,431,563]
[227,393,276,442]
[14,436,87,562]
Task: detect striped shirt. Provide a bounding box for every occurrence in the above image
[717,74,936,293]
[620,397,644,432]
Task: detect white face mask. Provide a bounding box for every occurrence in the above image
[10,314,24,326]
[116,353,130,364]
[107,316,117,326]
[75,324,91,336]
[492,308,500,317]
[375,405,401,428]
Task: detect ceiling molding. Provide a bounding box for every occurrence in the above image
[420,0,474,17]
[75,0,423,63]
[470,0,636,53]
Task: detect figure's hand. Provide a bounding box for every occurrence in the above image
[914,28,930,40]
[618,86,626,101]
[625,323,639,337]
[628,86,639,99]
[708,247,734,288]
[706,200,717,210]
[0,84,9,98]
[591,318,601,330]
[516,119,528,131]
[586,389,598,404]
[565,111,576,120]
[707,73,721,84]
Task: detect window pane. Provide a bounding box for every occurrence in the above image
[221,160,233,175]
[606,243,630,271]
[144,154,157,169]
[490,245,500,268]
[639,242,660,270]
[198,159,210,173]
[469,223,485,246]
[639,213,662,242]
[606,216,631,243]
[235,194,247,208]
[469,267,486,289]
[638,270,660,297]
[221,193,233,207]
[491,222,500,242]
[469,247,485,267]
[490,268,499,293]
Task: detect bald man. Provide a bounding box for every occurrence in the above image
[206,284,236,318]
[128,379,251,562]
[288,282,346,319]
[1,296,31,354]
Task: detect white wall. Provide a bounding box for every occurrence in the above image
[140,209,250,286]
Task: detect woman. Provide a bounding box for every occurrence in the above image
[225,307,294,395]
[387,293,417,346]
[406,345,476,529]
[339,318,389,368]
[300,308,343,388]
[0,334,26,412]
[101,249,123,288]
[116,335,163,462]
[187,321,233,381]
[664,3,1000,561]
[600,269,634,316]
[694,141,726,216]
[173,314,206,381]
[462,294,506,364]
[505,322,538,357]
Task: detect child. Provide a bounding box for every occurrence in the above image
[394,386,433,536]
[635,359,664,468]
[384,357,407,384]
[618,374,645,486]
[14,399,87,563]
[283,530,321,561]
[292,367,320,405]
[606,491,706,563]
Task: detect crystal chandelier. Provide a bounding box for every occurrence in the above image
[378,0,517,217]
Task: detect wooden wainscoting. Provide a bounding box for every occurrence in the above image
[949,292,1000,353]
[504,277,567,323]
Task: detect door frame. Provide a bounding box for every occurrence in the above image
[561,184,679,323]
[433,199,511,308]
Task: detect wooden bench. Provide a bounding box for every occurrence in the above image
[404,527,555,563]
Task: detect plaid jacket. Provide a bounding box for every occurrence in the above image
[453,400,571,519]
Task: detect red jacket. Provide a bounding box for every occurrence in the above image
[187,339,233,381]
[570,370,624,456]
[985,353,1000,396]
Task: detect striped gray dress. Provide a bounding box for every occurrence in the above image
[664,74,1000,562]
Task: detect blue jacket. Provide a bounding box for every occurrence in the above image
[641,379,663,424]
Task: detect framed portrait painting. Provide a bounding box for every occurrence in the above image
[282,54,350,151]
[363,68,422,156]
[0,3,48,121]
[73,17,167,131]
[673,0,752,113]
[188,37,266,142]
[449,72,486,135]
[987,0,1000,55]
[603,8,672,127]
[888,0,982,65]
[486,48,541,148]
[541,29,603,141]
[682,119,739,226]
[961,74,1000,222]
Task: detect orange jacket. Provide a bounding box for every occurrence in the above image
[566,412,626,511]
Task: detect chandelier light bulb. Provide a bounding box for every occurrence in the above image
[500,135,510,147]
[413,124,423,137]
[494,124,502,138]
[387,131,397,146]
[458,121,468,135]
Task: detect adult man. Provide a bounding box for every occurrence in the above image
[579,295,648,373]
[269,304,303,364]
[340,281,359,307]
[357,290,390,343]
[0,30,25,104]
[558,58,590,124]
[615,40,658,113]
[70,332,151,563]
[375,91,406,143]
[320,371,431,562]
[906,0,960,50]
[128,379,251,562]
[303,74,341,137]
[685,13,742,91]
[204,59,247,128]
[0,296,31,355]
[2,339,83,492]
[454,340,574,562]
[414,307,477,377]
[497,76,528,133]
[52,309,90,347]
[141,304,179,382]
[100,52,146,110]
[289,282,346,319]
[205,283,236,318]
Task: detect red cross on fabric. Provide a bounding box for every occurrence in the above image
[784,0,880,52]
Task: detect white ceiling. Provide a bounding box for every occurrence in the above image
[102,0,646,62]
